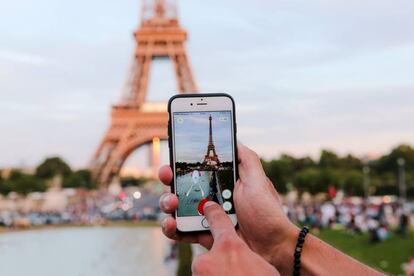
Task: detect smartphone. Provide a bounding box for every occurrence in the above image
[168,93,238,232]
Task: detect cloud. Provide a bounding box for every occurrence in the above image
[0,0,413,168]
[0,50,54,66]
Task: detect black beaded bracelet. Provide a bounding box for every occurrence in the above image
[293,226,309,276]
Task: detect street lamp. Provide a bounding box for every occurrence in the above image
[397,158,406,201]
[363,165,370,200]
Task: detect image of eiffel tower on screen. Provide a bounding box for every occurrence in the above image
[173,111,235,217]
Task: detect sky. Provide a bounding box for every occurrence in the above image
[0,0,413,169]
[173,111,233,163]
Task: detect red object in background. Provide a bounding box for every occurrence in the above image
[197,198,210,215]
[328,186,336,199]
[118,192,126,200]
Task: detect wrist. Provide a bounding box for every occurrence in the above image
[269,223,299,275]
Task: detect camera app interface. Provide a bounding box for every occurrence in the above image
[173,111,235,217]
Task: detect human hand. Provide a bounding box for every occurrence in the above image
[159,143,298,273]
[191,201,279,275]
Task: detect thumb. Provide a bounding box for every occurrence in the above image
[237,142,267,182]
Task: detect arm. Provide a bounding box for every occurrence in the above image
[272,228,382,275]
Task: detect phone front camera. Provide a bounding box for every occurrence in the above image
[190,103,193,106]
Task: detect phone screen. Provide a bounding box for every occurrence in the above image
[172,110,236,217]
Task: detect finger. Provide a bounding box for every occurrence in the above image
[237,142,267,182]
[159,165,173,186]
[161,216,179,239]
[237,142,263,170]
[161,216,214,249]
[159,193,179,213]
[203,201,236,240]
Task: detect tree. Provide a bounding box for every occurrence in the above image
[0,181,13,195]
[293,156,316,171]
[320,168,344,189]
[35,157,72,179]
[371,172,399,196]
[63,169,96,189]
[295,168,322,194]
[342,154,363,170]
[120,176,149,188]
[0,172,12,195]
[5,170,47,195]
[262,159,291,193]
[376,144,414,172]
[261,144,414,197]
[342,170,364,196]
[319,150,341,168]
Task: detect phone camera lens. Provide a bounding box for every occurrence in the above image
[190,103,193,106]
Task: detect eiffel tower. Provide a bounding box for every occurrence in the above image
[203,115,220,166]
[91,0,198,186]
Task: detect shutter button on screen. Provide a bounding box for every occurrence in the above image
[201,218,209,228]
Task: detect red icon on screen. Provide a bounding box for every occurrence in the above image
[197,198,210,215]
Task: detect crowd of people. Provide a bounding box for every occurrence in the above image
[284,196,414,275]
[284,196,413,242]
[2,188,413,240]
[0,189,161,228]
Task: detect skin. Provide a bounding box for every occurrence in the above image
[159,143,383,275]
[191,201,279,276]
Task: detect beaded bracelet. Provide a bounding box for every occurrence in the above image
[293,226,309,276]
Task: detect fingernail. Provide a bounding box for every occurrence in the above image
[162,194,171,209]
[203,201,215,211]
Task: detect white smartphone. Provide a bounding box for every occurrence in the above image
[168,93,238,232]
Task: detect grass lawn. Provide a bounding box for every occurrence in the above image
[316,229,414,275]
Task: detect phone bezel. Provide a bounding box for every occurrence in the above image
[168,93,238,232]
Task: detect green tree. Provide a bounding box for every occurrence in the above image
[295,168,322,194]
[371,172,399,195]
[0,172,13,195]
[319,169,342,189]
[341,154,363,170]
[262,159,291,193]
[263,155,316,193]
[5,171,47,195]
[293,156,316,171]
[342,170,364,196]
[120,176,149,188]
[0,181,13,195]
[259,144,414,197]
[35,157,72,179]
[63,169,96,189]
[319,150,341,168]
[376,144,414,172]
[295,168,348,195]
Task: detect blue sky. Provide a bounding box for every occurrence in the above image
[173,112,233,163]
[0,0,413,168]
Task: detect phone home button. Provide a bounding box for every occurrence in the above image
[201,218,209,229]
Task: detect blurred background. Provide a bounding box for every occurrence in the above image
[0,0,413,275]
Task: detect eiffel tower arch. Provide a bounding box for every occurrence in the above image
[91,0,198,186]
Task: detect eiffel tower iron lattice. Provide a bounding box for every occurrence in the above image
[91,0,198,186]
[203,115,220,166]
